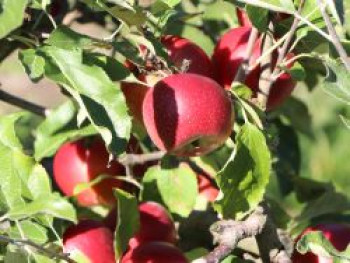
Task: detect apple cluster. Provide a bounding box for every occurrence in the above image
[51,8,311,263]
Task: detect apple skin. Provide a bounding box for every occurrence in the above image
[161,35,214,78]
[142,73,233,156]
[121,75,149,127]
[212,26,296,111]
[197,173,219,202]
[104,202,176,248]
[122,242,188,263]
[236,8,252,27]
[53,137,125,207]
[292,224,350,263]
[63,220,115,263]
[121,35,213,126]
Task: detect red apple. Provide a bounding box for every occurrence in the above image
[53,137,125,207]
[292,223,350,262]
[212,26,296,110]
[121,35,213,126]
[161,35,214,78]
[142,73,233,156]
[121,76,149,127]
[197,173,219,202]
[130,202,177,247]
[104,202,176,247]
[63,220,115,263]
[122,242,188,263]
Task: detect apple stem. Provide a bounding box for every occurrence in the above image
[233,27,260,83]
[0,234,77,263]
[316,0,350,71]
[0,85,49,117]
[118,151,165,166]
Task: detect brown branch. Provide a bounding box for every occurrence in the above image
[257,1,303,110]
[193,206,267,263]
[0,235,76,263]
[255,203,292,263]
[316,0,350,70]
[0,87,48,117]
[256,23,274,110]
[118,151,165,166]
[233,27,260,83]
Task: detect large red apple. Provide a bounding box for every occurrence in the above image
[212,26,296,110]
[63,220,115,263]
[142,73,233,156]
[292,223,350,262]
[197,173,219,202]
[122,242,188,263]
[53,137,125,207]
[121,35,213,126]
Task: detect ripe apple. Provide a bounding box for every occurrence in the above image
[63,220,115,263]
[212,26,296,110]
[142,73,233,156]
[292,223,350,262]
[53,137,125,207]
[104,202,176,247]
[161,35,214,78]
[197,173,219,202]
[130,201,177,247]
[121,35,213,126]
[122,242,188,263]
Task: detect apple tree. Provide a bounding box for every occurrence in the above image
[0,0,349,262]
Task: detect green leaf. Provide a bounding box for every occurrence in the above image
[288,61,306,81]
[7,193,77,222]
[278,97,313,138]
[27,164,52,199]
[296,231,350,261]
[18,49,45,82]
[46,26,143,65]
[0,112,26,150]
[214,123,271,219]
[157,0,181,9]
[246,5,269,32]
[113,189,139,260]
[83,52,130,82]
[73,174,113,195]
[34,100,97,161]
[141,164,198,217]
[46,25,95,49]
[108,6,147,27]
[340,115,350,130]
[41,47,132,155]
[295,188,350,225]
[0,0,28,39]
[236,0,295,14]
[10,220,48,244]
[322,58,350,105]
[4,248,28,263]
[221,255,251,262]
[0,139,33,208]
